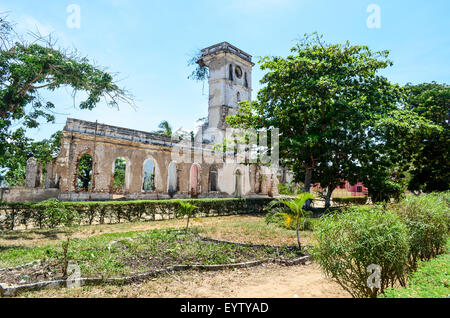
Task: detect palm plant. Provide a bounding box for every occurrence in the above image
[154,120,173,137]
[176,201,198,232]
[268,192,315,250]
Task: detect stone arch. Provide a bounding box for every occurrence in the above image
[112,157,128,192]
[190,163,201,197]
[142,157,158,191]
[75,153,93,192]
[209,165,218,192]
[167,161,178,196]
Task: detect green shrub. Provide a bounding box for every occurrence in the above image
[381,240,450,298]
[35,199,80,229]
[0,198,271,230]
[314,207,410,298]
[332,196,368,206]
[391,193,449,268]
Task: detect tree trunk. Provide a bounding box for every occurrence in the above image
[325,185,335,209]
[304,167,313,193]
[186,216,190,233]
[304,167,313,208]
[296,227,302,251]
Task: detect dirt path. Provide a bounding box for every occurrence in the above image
[22,263,350,298]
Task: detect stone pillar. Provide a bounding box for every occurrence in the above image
[25,157,42,188]
[44,159,58,188]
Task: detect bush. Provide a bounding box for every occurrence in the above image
[35,199,80,229]
[332,196,368,206]
[278,183,293,195]
[277,182,303,195]
[0,198,271,231]
[314,207,410,298]
[391,193,449,268]
[381,240,450,298]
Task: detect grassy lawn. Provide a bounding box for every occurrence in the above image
[0,215,315,288]
[381,240,450,298]
[0,227,303,286]
[0,215,315,250]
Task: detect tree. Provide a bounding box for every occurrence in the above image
[76,154,93,191]
[0,128,61,186]
[306,156,358,209]
[113,158,126,189]
[153,120,173,137]
[227,33,403,200]
[0,15,133,160]
[0,14,13,51]
[404,82,449,192]
[357,110,441,202]
[268,192,315,250]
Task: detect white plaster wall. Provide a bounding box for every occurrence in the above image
[217,163,251,195]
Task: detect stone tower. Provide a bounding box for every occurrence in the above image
[197,42,254,143]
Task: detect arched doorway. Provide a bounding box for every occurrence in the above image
[235,169,242,197]
[76,154,93,192]
[209,165,218,192]
[190,164,200,197]
[143,159,155,191]
[113,157,127,192]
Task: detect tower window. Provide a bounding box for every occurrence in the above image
[229,64,233,81]
[235,66,243,79]
[244,73,248,88]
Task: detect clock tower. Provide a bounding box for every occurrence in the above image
[196,42,254,143]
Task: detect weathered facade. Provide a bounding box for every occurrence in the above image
[12,42,280,202]
[47,118,277,201]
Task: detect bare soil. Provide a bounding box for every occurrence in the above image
[0,260,65,286]
[20,263,350,298]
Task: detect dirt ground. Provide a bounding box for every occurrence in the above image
[0,215,305,248]
[22,262,350,298]
[2,215,348,298]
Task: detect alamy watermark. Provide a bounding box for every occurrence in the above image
[66,4,81,29]
[170,128,280,171]
[366,264,382,289]
[367,4,381,29]
[66,263,81,288]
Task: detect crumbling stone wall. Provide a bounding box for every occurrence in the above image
[41,118,277,201]
[25,158,42,188]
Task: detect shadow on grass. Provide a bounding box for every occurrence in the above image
[0,229,69,241]
[0,244,34,252]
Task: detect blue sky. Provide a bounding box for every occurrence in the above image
[1,0,449,141]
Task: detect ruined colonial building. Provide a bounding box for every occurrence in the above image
[9,42,282,202]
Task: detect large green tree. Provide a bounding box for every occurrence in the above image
[0,128,61,186]
[0,15,132,184]
[403,82,449,192]
[227,34,403,199]
[356,110,441,201]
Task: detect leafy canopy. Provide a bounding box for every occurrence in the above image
[0,15,133,183]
